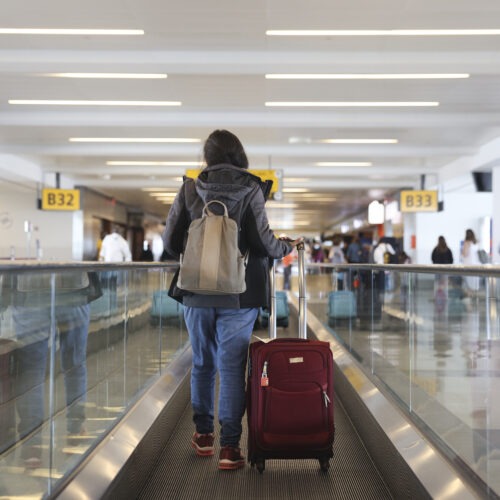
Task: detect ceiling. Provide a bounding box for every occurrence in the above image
[1,0,500,233]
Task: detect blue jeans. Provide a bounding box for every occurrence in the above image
[184,306,258,448]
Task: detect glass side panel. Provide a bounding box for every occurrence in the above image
[0,264,187,499]
[298,262,500,498]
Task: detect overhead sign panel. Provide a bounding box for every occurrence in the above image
[400,190,438,212]
[41,188,81,211]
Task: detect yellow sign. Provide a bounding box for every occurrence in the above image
[185,169,279,193]
[41,188,81,211]
[400,190,438,212]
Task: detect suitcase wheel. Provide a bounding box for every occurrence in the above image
[256,458,265,474]
[319,457,330,472]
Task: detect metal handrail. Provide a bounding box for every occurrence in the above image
[307,262,500,277]
[2,260,499,277]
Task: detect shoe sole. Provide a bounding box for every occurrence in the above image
[191,441,214,457]
[218,459,245,470]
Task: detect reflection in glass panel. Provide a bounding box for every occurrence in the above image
[311,264,500,497]
[0,264,187,498]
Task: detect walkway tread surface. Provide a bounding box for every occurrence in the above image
[138,395,393,500]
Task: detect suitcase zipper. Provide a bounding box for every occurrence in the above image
[323,391,331,408]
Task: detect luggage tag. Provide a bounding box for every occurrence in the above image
[261,361,269,387]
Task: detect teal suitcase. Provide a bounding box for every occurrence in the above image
[260,291,289,328]
[150,290,184,325]
[328,290,357,325]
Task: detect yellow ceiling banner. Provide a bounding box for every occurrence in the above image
[185,169,280,194]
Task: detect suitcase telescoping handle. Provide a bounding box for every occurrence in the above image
[269,241,307,340]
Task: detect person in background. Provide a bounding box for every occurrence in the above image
[431,236,453,264]
[140,241,154,262]
[330,237,346,290]
[162,129,299,470]
[311,242,325,263]
[98,227,132,263]
[346,237,362,264]
[373,238,396,265]
[281,248,296,290]
[372,238,396,294]
[98,227,131,309]
[461,228,480,293]
[399,251,412,264]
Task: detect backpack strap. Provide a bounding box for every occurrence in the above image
[203,200,229,217]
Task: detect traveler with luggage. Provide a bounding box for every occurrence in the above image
[163,129,300,470]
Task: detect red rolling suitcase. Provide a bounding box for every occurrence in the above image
[247,243,334,473]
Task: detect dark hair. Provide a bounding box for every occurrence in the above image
[437,235,448,251]
[203,129,249,169]
[465,229,477,244]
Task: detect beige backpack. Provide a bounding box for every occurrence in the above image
[177,200,248,295]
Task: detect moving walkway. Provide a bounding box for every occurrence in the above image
[0,262,496,499]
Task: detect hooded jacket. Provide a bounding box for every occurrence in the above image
[162,164,292,308]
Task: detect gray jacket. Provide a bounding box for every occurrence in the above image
[162,163,292,308]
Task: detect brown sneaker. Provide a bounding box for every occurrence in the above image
[191,432,215,456]
[219,446,245,470]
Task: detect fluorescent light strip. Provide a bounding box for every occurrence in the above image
[266,73,469,79]
[0,28,144,35]
[295,193,336,199]
[316,162,372,167]
[9,100,181,106]
[266,29,500,36]
[318,139,397,144]
[266,101,439,107]
[266,203,300,208]
[283,188,310,193]
[107,161,203,166]
[45,73,167,79]
[70,138,200,143]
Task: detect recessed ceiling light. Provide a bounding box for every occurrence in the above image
[316,162,373,167]
[9,100,181,106]
[266,29,500,36]
[266,73,469,79]
[288,137,312,144]
[266,101,439,107]
[107,160,203,165]
[317,139,397,144]
[284,178,309,182]
[44,73,167,79]
[0,28,144,35]
[70,138,200,143]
